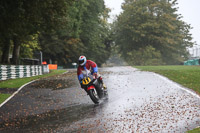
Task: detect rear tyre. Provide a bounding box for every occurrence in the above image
[88,89,99,104]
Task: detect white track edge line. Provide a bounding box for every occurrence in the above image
[131,66,200,99]
[0,80,37,108]
[63,70,69,74]
[153,73,200,99]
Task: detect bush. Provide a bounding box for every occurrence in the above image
[126,46,163,66]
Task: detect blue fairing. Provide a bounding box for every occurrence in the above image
[78,74,84,81]
[92,66,98,74]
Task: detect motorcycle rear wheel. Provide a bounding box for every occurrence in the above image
[88,89,99,104]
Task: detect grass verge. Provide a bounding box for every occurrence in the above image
[0,69,67,104]
[187,127,200,133]
[0,94,11,104]
[0,70,67,88]
[135,65,200,132]
[135,65,200,94]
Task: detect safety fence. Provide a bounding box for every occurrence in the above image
[184,59,200,66]
[0,65,45,80]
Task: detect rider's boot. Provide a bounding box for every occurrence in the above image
[103,83,107,90]
[103,83,108,96]
[98,76,108,95]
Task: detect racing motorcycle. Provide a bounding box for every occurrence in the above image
[81,74,108,104]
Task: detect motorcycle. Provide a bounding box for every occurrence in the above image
[81,74,108,104]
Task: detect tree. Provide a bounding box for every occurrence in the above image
[20,35,40,59]
[38,0,87,66]
[0,0,69,64]
[39,0,112,66]
[114,0,194,65]
[0,0,112,66]
[79,0,112,66]
[126,45,163,65]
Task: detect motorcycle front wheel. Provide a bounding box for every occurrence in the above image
[88,89,99,104]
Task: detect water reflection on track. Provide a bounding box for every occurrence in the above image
[0,66,199,132]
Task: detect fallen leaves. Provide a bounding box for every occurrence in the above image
[1,67,200,132]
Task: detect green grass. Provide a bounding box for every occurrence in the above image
[135,65,200,95]
[0,94,11,104]
[135,65,200,132]
[0,69,67,88]
[0,70,66,104]
[187,127,200,133]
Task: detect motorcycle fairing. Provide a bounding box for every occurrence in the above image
[82,77,92,85]
[87,85,95,91]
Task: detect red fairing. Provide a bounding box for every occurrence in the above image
[87,85,95,91]
[77,60,97,76]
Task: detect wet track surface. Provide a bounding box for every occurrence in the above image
[0,66,200,132]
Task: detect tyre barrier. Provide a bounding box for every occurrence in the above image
[0,65,46,80]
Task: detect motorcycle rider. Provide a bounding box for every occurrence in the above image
[77,55,106,90]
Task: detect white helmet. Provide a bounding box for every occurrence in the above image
[78,56,87,66]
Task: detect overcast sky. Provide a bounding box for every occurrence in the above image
[104,0,200,45]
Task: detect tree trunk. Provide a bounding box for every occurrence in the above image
[1,38,11,64]
[12,37,21,65]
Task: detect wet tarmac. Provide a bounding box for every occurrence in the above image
[0,66,199,132]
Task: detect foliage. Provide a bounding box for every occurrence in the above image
[20,34,40,59]
[0,0,71,64]
[135,65,200,94]
[114,0,194,65]
[39,0,112,66]
[126,45,163,65]
[0,0,112,66]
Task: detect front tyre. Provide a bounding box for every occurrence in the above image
[88,89,99,104]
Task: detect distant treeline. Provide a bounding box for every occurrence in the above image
[0,0,112,66]
[0,0,194,66]
[114,0,194,65]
